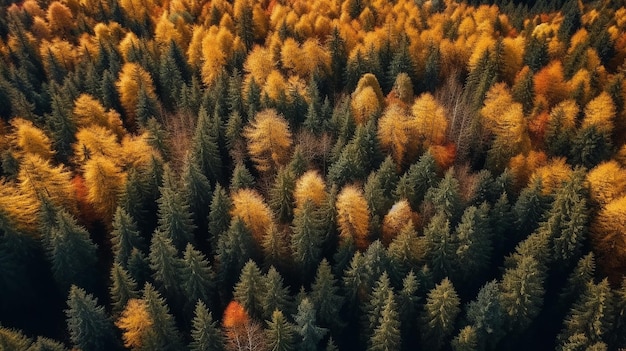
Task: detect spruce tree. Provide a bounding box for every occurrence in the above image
[180,243,215,314]
[230,161,255,192]
[148,230,183,299]
[310,259,345,331]
[425,168,463,223]
[191,107,223,185]
[208,183,231,248]
[265,310,297,351]
[291,199,325,282]
[451,326,479,351]
[142,283,185,351]
[181,156,212,237]
[189,301,225,351]
[367,291,401,351]
[109,262,140,316]
[465,280,505,349]
[420,278,461,350]
[364,272,393,336]
[156,166,196,251]
[233,259,265,319]
[111,206,145,268]
[559,252,596,311]
[46,92,76,163]
[295,298,328,351]
[65,285,121,351]
[216,217,255,293]
[397,270,420,349]
[388,222,423,284]
[423,212,456,282]
[261,266,293,321]
[127,248,152,288]
[394,152,438,208]
[269,167,296,223]
[453,205,492,286]
[499,256,546,332]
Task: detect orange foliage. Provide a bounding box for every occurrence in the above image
[293,170,327,210]
[582,92,616,135]
[116,62,158,129]
[428,143,457,171]
[230,188,274,244]
[382,200,419,246]
[528,111,550,146]
[533,61,569,109]
[71,174,99,227]
[116,299,153,349]
[528,157,572,195]
[377,105,414,167]
[46,2,75,37]
[411,93,448,147]
[336,185,370,251]
[508,150,548,190]
[586,161,626,207]
[592,195,626,283]
[223,300,250,328]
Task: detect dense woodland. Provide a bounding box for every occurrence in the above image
[1,0,626,349]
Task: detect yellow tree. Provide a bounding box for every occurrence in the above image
[582,92,616,135]
[116,298,153,350]
[116,62,158,129]
[351,73,385,125]
[377,104,414,167]
[411,93,448,147]
[73,126,122,164]
[592,195,626,282]
[9,118,54,160]
[382,200,419,246]
[83,155,127,224]
[528,157,573,195]
[293,170,327,210]
[586,161,626,207]
[73,94,125,137]
[0,180,41,233]
[336,185,371,251]
[230,188,274,244]
[46,1,75,38]
[18,154,76,214]
[244,109,293,173]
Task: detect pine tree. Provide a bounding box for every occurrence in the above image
[109,262,140,316]
[230,161,255,192]
[269,167,296,223]
[189,301,225,351]
[513,179,550,237]
[148,230,182,299]
[48,210,98,293]
[156,166,196,250]
[180,243,215,314]
[394,152,438,209]
[291,199,325,282]
[499,255,545,332]
[523,36,549,72]
[216,217,255,293]
[141,283,185,351]
[46,92,76,163]
[397,270,420,348]
[364,272,393,336]
[265,309,297,351]
[295,298,328,351]
[192,107,223,185]
[158,41,185,111]
[310,259,345,331]
[30,336,69,350]
[420,278,461,350]
[111,206,145,267]
[559,252,596,311]
[425,168,463,223]
[465,280,505,349]
[65,285,121,351]
[208,183,231,247]
[127,248,152,288]
[233,259,265,320]
[367,291,401,351]
[181,156,212,237]
[261,266,293,321]
[423,212,456,282]
[453,205,492,286]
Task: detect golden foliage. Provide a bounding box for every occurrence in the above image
[83,155,127,223]
[230,188,274,244]
[508,150,548,190]
[116,299,153,350]
[39,39,78,74]
[528,157,572,195]
[351,86,381,125]
[223,300,250,328]
[582,92,616,135]
[336,185,370,251]
[18,154,77,214]
[377,104,414,167]
[119,133,161,170]
[73,126,121,164]
[411,93,448,147]
[533,61,569,109]
[244,109,293,173]
[9,118,54,160]
[0,180,40,233]
[244,46,275,85]
[587,161,626,207]
[293,170,327,210]
[46,1,75,37]
[592,195,626,282]
[116,62,158,129]
[73,94,119,133]
[382,200,419,246]
[428,143,457,171]
[262,70,288,102]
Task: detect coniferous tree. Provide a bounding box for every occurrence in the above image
[513,179,550,237]
[141,283,185,351]
[364,272,393,337]
[216,217,255,294]
[181,156,212,237]
[261,266,293,321]
[291,199,325,282]
[465,280,505,349]
[208,183,231,247]
[156,166,196,250]
[295,298,328,351]
[233,259,265,320]
[500,255,546,332]
[425,168,463,223]
[311,259,345,331]
[109,262,140,316]
[127,248,152,289]
[397,270,420,349]
[420,278,461,351]
[269,167,295,223]
[46,92,76,163]
[189,301,225,351]
[111,206,145,267]
[367,291,401,351]
[394,151,438,209]
[65,285,121,351]
[423,212,456,282]
[192,107,223,185]
[230,161,255,192]
[265,309,297,351]
[453,205,492,286]
[451,326,479,351]
[148,230,182,299]
[180,243,215,314]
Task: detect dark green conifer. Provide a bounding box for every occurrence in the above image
[311,259,344,331]
[230,161,255,192]
[111,206,145,268]
[216,217,255,293]
[367,291,401,351]
[261,266,293,321]
[291,200,325,282]
[191,107,223,185]
[109,262,139,316]
[233,259,265,320]
[266,309,297,351]
[295,298,328,351]
[269,167,295,223]
[156,166,196,250]
[180,243,215,313]
[394,152,438,208]
[189,301,225,351]
[148,230,183,298]
[465,280,505,349]
[142,283,185,351]
[499,255,545,332]
[420,278,461,351]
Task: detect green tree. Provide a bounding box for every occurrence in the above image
[499,255,545,332]
[111,206,145,267]
[48,210,98,293]
[261,266,293,321]
[420,278,461,350]
[156,166,196,250]
[46,92,76,163]
[148,230,183,299]
[233,259,265,319]
[142,283,185,351]
[127,248,152,288]
[425,168,463,223]
[189,300,225,351]
[158,41,185,111]
[65,285,121,351]
[388,223,423,284]
[397,270,420,349]
[295,298,328,351]
[181,156,212,237]
[208,183,231,248]
[291,200,325,282]
[559,252,596,311]
[513,179,550,237]
[367,291,401,351]
[180,243,215,314]
[465,280,505,349]
[310,259,344,331]
[523,36,549,72]
[364,272,393,337]
[269,167,295,223]
[215,217,255,293]
[423,212,456,282]
[192,107,223,184]
[328,120,381,187]
[265,309,297,351]
[230,161,255,192]
[453,205,492,286]
[109,262,140,316]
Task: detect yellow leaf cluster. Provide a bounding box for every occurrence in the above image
[244,109,292,173]
[83,155,127,223]
[244,46,275,86]
[587,161,626,207]
[293,170,327,211]
[582,92,616,135]
[115,62,158,128]
[508,150,548,190]
[73,94,125,137]
[73,126,121,164]
[336,185,370,251]
[351,86,381,125]
[377,104,415,167]
[46,1,75,37]
[18,154,77,214]
[9,118,54,160]
[116,299,153,350]
[0,180,40,233]
[230,188,274,244]
[411,93,448,147]
[528,157,572,195]
[592,195,626,280]
[382,200,418,246]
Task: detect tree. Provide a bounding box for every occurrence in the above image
[230,188,274,245]
[368,291,401,351]
[109,262,140,316]
[261,266,292,321]
[411,93,448,148]
[453,205,492,285]
[310,259,344,331]
[208,183,231,247]
[420,278,461,350]
[233,260,265,320]
[591,195,626,281]
[156,166,196,250]
[451,326,479,351]
[180,244,215,314]
[295,298,327,351]
[230,161,255,192]
[465,280,505,349]
[269,167,295,223]
[191,107,223,184]
[181,155,212,235]
[377,105,414,167]
[336,185,371,251]
[499,256,545,332]
[48,210,98,293]
[116,62,158,129]
[148,230,182,299]
[65,285,121,351]
[364,272,393,337]
[244,109,293,173]
[83,155,126,224]
[111,206,145,267]
[425,168,463,223]
[394,152,438,208]
[265,310,296,351]
[291,200,325,282]
[189,301,225,351]
[293,170,327,211]
[216,217,256,293]
[141,283,185,351]
[423,212,456,281]
[9,117,54,160]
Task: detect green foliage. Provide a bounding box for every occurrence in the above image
[311,259,344,331]
[420,278,461,350]
[269,167,296,223]
[265,310,297,351]
[233,260,265,320]
[180,244,215,313]
[500,256,545,332]
[189,301,225,351]
[295,298,328,351]
[149,230,183,298]
[156,166,196,250]
[109,263,139,316]
[367,291,401,351]
[111,206,145,268]
[192,107,223,185]
[291,200,325,282]
[142,283,185,351]
[261,266,293,321]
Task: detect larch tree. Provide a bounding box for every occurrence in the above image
[411,93,448,149]
[9,117,54,160]
[293,170,327,212]
[591,195,626,281]
[116,62,158,129]
[336,184,371,251]
[230,188,274,245]
[83,155,126,224]
[244,108,293,173]
[377,104,414,167]
[116,298,152,350]
[65,285,121,351]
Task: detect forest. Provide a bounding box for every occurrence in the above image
[1,0,626,349]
